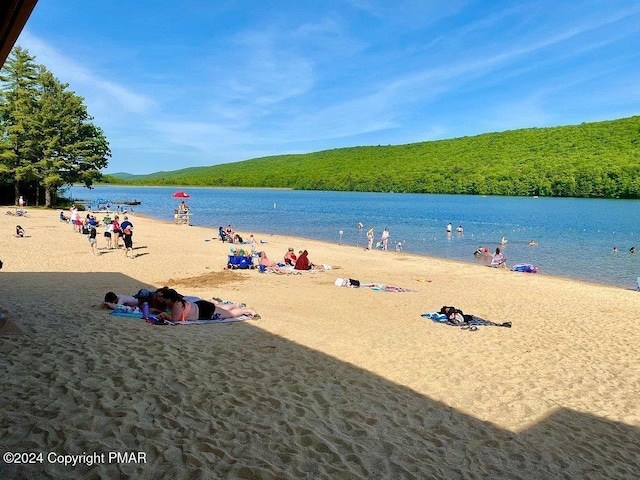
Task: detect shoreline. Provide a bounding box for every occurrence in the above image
[128,211,640,293]
[66,185,640,290]
[1,207,639,478]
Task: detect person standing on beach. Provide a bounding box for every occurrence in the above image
[103,222,113,249]
[111,215,121,248]
[123,225,134,258]
[120,216,133,232]
[380,227,390,250]
[70,206,79,232]
[87,225,98,255]
[121,216,133,246]
[446,222,452,235]
[366,226,374,250]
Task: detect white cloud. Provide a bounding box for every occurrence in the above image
[16,31,158,116]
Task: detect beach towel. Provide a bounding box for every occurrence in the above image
[361,283,416,293]
[110,306,143,318]
[421,312,512,328]
[149,315,253,326]
[110,310,143,318]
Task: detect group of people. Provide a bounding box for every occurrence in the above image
[107,215,134,257]
[99,287,259,322]
[364,226,391,251]
[5,208,27,217]
[446,223,464,234]
[258,248,338,274]
[613,246,636,254]
[63,205,135,257]
[66,206,96,234]
[219,224,248,244]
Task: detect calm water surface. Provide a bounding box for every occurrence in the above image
[67,186,640,289]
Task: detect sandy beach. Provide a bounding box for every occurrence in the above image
[1,207,639,479]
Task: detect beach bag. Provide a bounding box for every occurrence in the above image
[348,278,360,287]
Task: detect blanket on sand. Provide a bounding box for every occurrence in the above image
[110,310,143,318]
[147,315,253,325]
[110,310,254,325]
[362,283,416,293]
[421,312,512,328]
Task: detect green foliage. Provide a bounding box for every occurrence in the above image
[0,46,111,207]
[110,116,640,199]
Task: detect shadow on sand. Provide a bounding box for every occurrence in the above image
[1,272,638,479]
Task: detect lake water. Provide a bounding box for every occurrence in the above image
[67,185,640,290]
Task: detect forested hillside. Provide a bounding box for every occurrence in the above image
[108,116,640,198]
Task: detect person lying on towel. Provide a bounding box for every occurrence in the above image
[155,288,259,321]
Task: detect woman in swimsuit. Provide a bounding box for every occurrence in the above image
[156,288,259,321]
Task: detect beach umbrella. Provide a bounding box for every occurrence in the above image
[172,191,190,198]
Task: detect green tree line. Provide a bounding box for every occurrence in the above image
[109,115,640,199]
[0,47,110,207]
[2,45,638,202]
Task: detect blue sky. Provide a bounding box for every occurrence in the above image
[15,0,640,174]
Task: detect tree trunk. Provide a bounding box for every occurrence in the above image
[45,187,52,208]
[14,181,19,206]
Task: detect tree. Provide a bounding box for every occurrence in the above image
[0,46,39,203]
[33,68,110,206]
[0,46,111,207]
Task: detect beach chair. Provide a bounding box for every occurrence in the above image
[218,227,233,242]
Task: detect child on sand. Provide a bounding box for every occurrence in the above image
[87,226,98,255]
[123,225,133,258]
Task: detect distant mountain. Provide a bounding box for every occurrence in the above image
[102,116,640,198]
[106,172,139,180]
